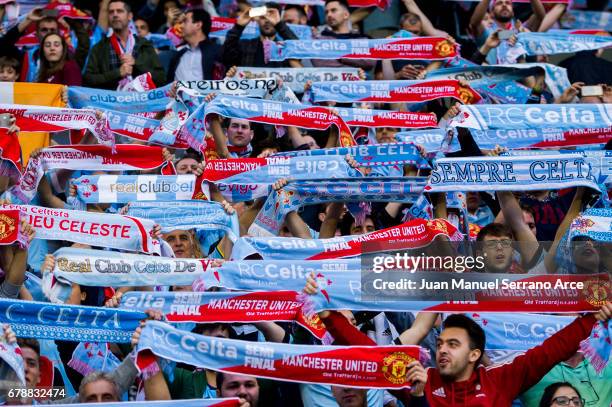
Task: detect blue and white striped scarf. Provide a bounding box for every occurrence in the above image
[425,154,601,193]
[501,32,612,64]
[126,200,240,254]
[203,155,361,202]
[272,143,427,167]
[72,175,203,204]
[251,177,426,236]
[68,84,173,113]
[44,247,215,303]
[560,10,612,32]
[449,104,612,132]
[0,298,144,343]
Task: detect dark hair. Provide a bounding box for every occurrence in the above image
[186,8,212,36]
[325,0,350,10]
[539,382,582,407]
[36,16,59,31]
[108,0,131,13]
[216,371,258,392]
[0,55,20,72]
[265,2,282,12]
[442,314,485,364]
[17,338,40,357]
[176,148,203,165]
[224,117,252,130]
[520,203,536,218]
[284,4,307,18]
[38,32,70,83]
[476,222,513,242]
[192,323,231,336]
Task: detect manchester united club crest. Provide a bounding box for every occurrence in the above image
[582,279,610,307]
[426,219,448,235]
[382,352,415,385]
[0,213,16,241]
[434,40,454,57]
[457,86,478,104]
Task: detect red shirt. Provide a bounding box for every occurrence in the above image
[42,59,82,86]
[322,311,597,407]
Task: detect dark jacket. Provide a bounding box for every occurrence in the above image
[166,38,223,82]
[222,21,298,68]
[83,35,165,89]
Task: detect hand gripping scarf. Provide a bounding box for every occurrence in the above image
[0,298,144,343]
[0,104,114,148]
[250,177,427,236]
[202,155,361,202]
[210,17,311,42]
[126,200,240,254]
[0,340,26,388]
[310,79,482,104]
[272,142,428,168]
[43,247,215,303]
[181,95,356,151]
[230,218,463,260]
[194,262,608,314]
[317,106,438,129]
[264,37,458,62]
[67,84,173,114]
[136,320,423,389]
[0,209,28,248]
[1,204,165,255]
[120,290,328,341]
[105,109,190,149]
[4,144,174,204]
[395,129,449,153]
[72,174,205,204]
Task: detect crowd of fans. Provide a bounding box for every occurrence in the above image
[0,0,611,406]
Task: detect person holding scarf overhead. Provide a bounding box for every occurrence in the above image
[84,0,165,90]
[468,0,546,64]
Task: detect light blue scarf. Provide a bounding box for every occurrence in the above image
[251,177,426,236]
[0,298,144,343]
[425,154,601,193]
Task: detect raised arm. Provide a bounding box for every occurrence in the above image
[538,3,567,32]
[402,0,447,36]
[523,0,546,32]
[398,313,438,345]
[469,0,492,37]
[497,191,539,265]
[544,187,585,274]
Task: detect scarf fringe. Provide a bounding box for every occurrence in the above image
[67,358,96,376]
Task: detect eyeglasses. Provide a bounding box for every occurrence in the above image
[483,239,512,249]
[551,396,584,407]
